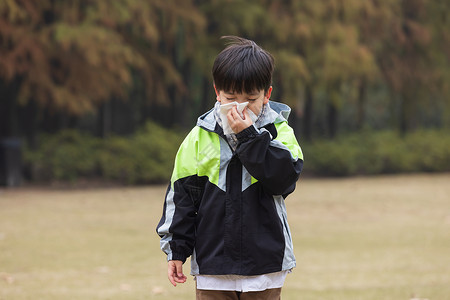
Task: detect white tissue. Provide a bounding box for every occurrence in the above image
[219,101,258,135]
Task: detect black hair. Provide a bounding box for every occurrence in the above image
[212,36,274,94]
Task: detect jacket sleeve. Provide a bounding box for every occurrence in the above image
[236,122,303,196]
[156,129,201,263]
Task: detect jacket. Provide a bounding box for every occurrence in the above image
[156,101,303,276]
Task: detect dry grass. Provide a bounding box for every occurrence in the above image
[0,174,449,299]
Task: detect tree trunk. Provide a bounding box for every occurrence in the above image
[98,101,112,138]
[356,78,367,130]
[0,92,13,137]
[178,60,192,129]
[399,92,412,137]
[22,101,38,149]
[302,84,313,141]
[0,78,22,186]
[0,78,21,138]
[201,77,214,112]
[327,100,338,138]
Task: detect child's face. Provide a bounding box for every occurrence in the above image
[215,86,272,116]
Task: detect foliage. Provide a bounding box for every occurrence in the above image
[0,0,205,115]
[24,127,450,183]
[24,122,185,184]
[2,1,450,184]
[24,130,101,181]
[99,122,184,184]
[302,130,450,177]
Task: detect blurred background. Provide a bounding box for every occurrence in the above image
[0,0,449,186]
[1,2,449,299]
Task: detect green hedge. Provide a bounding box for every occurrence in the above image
[24,130,101,181]
[302,129,450,176]
[24,122,184,184]
[24,127,450,183]
[98,122,184,184]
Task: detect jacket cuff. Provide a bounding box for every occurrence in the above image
[168,252,187,263]
[236,125,258,143]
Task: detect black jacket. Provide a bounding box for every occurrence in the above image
[156,101,303,276]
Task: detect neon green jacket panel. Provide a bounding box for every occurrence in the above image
[274,121,304,161]
[171,126,221,189]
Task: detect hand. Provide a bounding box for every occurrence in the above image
[227,106,253,134]
[168,260,187,286]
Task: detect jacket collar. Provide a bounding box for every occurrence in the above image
[196,100,291,133]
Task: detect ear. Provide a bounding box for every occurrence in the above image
[214,85,221,102]
[263,86,272,104]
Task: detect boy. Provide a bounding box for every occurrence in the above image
[156,36,303,299]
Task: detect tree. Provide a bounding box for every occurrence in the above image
[360,0,446,134]
[0,0,205,138]
[266,1,378,139]
[320,1,378,137]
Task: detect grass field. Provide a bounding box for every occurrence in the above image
[1,174,449,300]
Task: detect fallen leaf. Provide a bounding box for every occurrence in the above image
[95,266,110,274]
[1,273,14,285]
[152,286,164,295]
[120,283,132,291]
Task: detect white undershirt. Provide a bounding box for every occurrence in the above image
[195,270,290,292]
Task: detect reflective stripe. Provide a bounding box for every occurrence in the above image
[273,195,296,270]
[218,137,233,192]
[241,165,259,191]
[242,166,252,191]
[173,104,302,192]
[270,139,299,162]
[191,249,199,275]
[157,188,176,260]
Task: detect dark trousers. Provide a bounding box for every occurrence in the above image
[196,288,282,300]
